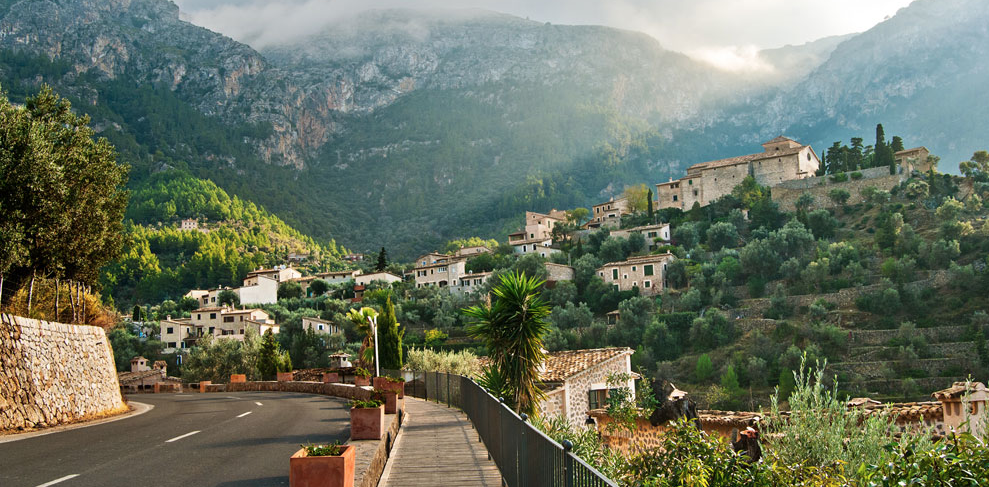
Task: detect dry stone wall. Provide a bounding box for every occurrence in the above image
[1,314,126,432]
[772,166,909,212]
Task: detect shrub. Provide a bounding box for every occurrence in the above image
[403,348,481,376]
[830,172,849,183]
[850,171,863,180]
[695,354,714,381]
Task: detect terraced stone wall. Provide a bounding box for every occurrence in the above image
[0,314,127,432]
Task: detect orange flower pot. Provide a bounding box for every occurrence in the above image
[383,390,403,415]
[230,374,247,383]
[354,376,370,387]
[372,377,405,398]
[350,405,384,440]
[289,445,355,487]
[277,371,294,382]
[323,372,340,383]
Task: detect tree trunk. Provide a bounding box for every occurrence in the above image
[81,285,87,323]
[0,273,4,311]
[27,271,35,316]
[54,278,60,322]
[69,281,76,323]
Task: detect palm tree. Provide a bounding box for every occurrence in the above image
[464,271,550,416]
[347,307,379,371]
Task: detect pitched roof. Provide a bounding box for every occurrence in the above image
[765,135,796,144]
[540,347,633,383]
[117,369,162,385]
[859,401,943,422]
[932,382,989,400]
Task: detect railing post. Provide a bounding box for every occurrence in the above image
[519,413,528,487]
[562,440,574,487]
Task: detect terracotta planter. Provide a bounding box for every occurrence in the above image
[277,371,294,382]
[383,390,403,415]
[323,372,340,383]
[372,377,405,398]
[350,405,384,440]
[289,445,355,487]
[198,380,211,392]
[230,374,247,383]
[354,376,370,387]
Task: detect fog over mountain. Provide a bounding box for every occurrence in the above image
[0,0,985,256]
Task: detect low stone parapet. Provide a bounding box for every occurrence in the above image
[225,380,375,401]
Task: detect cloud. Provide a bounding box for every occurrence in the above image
[173,0,913,69]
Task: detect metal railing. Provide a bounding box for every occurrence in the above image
[381,369,619,487]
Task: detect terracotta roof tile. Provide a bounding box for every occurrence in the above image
[478,347,633,383]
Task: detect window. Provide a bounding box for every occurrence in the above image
[612,269,618,280]
[166,327,174,334]
[807,152,811,161]
[530,233,535,238]
[239,329,244,334]
[672,195,678,202]
[196,314,201,320]
[168,342,176,348]
[208,327,215,335]
[224,316,234,323]
[318,324,324,331]
[693,190,698,196]
[588,389,608,410]
[632,282,638,287]
[632,266,636,272]
[623,274,628,279]
[644,265,654,276]
[644,280,652,288]
[688,179,693,185]
[613,285,619,292]
[210,313,217,319]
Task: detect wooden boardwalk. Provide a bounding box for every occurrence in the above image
[379,397,502,487]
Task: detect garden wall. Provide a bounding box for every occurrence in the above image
[0,314,127,432]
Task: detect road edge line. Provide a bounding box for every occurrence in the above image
[0,401,154,445]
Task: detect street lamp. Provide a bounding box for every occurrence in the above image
[370,314,380,378]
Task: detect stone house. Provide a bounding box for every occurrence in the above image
[317,269,362,285]
[455,245,493,258]
[452,271,492,295]
[302,316,340,335]
[932,381,989,437]
[610,224,671,250]
[656,137,821,210]
[597,253,676,296]
[894,147,932,172]
[118,358,174,393]
[587,197,630,229]
[160,306,279,353]
[537,348,637,426]
[508,210,567,256]
[544,263,575,286]
[242,265,303,286]
[355,271,403,286]
[343,253,365,262]
[413,256,467,288]
[180,218,199,231]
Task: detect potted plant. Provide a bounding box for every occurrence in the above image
[290,442,355,487]
[230,374,247,383]
[375,388,403,414]
[349,398,385,440]
[353,368,371,387]
[323,369,341,384]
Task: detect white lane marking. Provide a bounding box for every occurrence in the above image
[255,402,263,406]
[36,474,79,487]
[236,411,252,418]
[225,396,239,400]
[165,430,201,443]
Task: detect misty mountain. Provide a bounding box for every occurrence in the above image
[0,0,986,257]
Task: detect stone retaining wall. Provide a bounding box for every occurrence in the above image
[772,166,909,212]
[1,313,127,432]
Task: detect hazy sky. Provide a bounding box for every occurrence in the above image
[174,0,915,69]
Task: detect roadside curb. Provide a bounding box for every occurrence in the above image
[0,401,154,444]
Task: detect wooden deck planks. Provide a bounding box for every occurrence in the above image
[379,398,503,487]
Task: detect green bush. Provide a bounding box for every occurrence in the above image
[830,172,849,183]
[850,171,863,180]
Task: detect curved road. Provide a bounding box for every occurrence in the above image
[0,392,351,487]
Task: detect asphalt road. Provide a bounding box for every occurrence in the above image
[0,392,352,487]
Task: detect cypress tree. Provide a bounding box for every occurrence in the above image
[378,295,403,370]
[376,247,388,271]
[647,188,654,219]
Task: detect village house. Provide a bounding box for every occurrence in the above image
[180,218,199,231]
[317,269,362,284]
[342,253,365,263]
[413,257,467,288]
[610,224,671,250]
[894,147,932,171]
[508,210,567,257]
[192,272,280,307]
[302,316,340,335]
[656,136,821,210]
[544,263,575,286]
[587,197,630,229]
[537,348,637,426]
[455,245,493,258]
[242,265,303,286]
[452,271,492,294]
[160,306,279,353]
[598,253,675,296]
[355,271,403,286]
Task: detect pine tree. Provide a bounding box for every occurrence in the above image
[258,328,280,379]
[378,295,404,370]
[891,136,905,153]
[376,247,388,271]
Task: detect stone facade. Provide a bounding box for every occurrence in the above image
[657,137,820,210]
[0,314,127,432]
[354,272,403,286]
[598,253,676,296]
[413,259,466,288]
[540,351,635,426]
[588,198,630,229]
